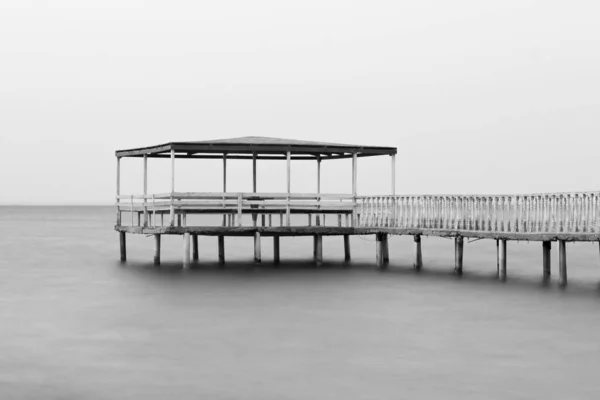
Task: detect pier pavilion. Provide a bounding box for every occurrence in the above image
[116,136,600,286]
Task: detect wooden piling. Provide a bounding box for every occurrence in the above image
[315,235,323,266]
[343,234,351,262]
[273,236,280,265]
[414,234,422,270]
[499,239,507,281]
[183,232,191,268]
[542,241,551,278]
[119,232,126,262]
[559,240,567,286]
[376,233,386,269]
[153,234,161,265]
[218,235,225,264]
[254,232,261,263]
[382,234,389,263]
[192,234,199,261]
[454,236,463,275]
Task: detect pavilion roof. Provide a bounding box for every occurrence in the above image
[115,136,397,160]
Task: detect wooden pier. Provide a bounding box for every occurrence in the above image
[115,137,600,286]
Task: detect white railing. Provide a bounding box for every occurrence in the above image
[357,192,600,233]
[116,192,356,227]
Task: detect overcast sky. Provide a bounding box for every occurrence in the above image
[1,0,599,204]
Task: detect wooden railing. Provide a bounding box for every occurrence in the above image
[357,192,600,233]
[116,192,355,227]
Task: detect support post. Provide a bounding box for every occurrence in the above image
[153,234,161,266]
[254,232,261,263]
[376,233,386,269]
[183,232,191,268]
[542,241,551,279]
[252,153,257,227]
[414,234,422,270]
[119,231,126,262]
[316,156,321,226]
[496,239,499,275]
[218,235,225,264]
[273,236,280,265]
[315,235,323,266]
[558,239,567,286]
[499,239,507,281]
[454,236,463,275]
[382,234,389,263]
[192,234,199,261]
[343,234,351,263]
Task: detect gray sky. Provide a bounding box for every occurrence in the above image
[1,0,599,204]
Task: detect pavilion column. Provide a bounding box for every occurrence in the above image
[352,152,358,227]
[169,149,175,226]
[252,152,257,227]
[116,156,121,226]
[286,151,291,227]
[220,154,227,259]
[143,154,149,227]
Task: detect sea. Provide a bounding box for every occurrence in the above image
[1,206,600,399]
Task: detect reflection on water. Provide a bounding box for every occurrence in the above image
[1,206,600,399]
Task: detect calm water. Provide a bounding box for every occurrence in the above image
[1,206,600,399]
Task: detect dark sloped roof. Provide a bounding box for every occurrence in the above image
[116,136,396,160]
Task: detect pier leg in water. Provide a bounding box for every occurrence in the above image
[273,236,280,266]
[218,235,225,265]
[254,232,261,263]
[499,239,507,281]
[192,234,199,262]
[343,234,351,263]
[183,232,191,268]
[414,234,422,270]
[153,234,161,266]
[454,236,464,275]
[119,232,126,262]
[313,235,318,261]
[315,235,323,267]
[382,234,389,264]
[496,239,499,276]
[542,241,551,280]
[376,233,386,269]
[559,240,567,287]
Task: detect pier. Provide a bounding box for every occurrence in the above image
[115,137,600,286]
